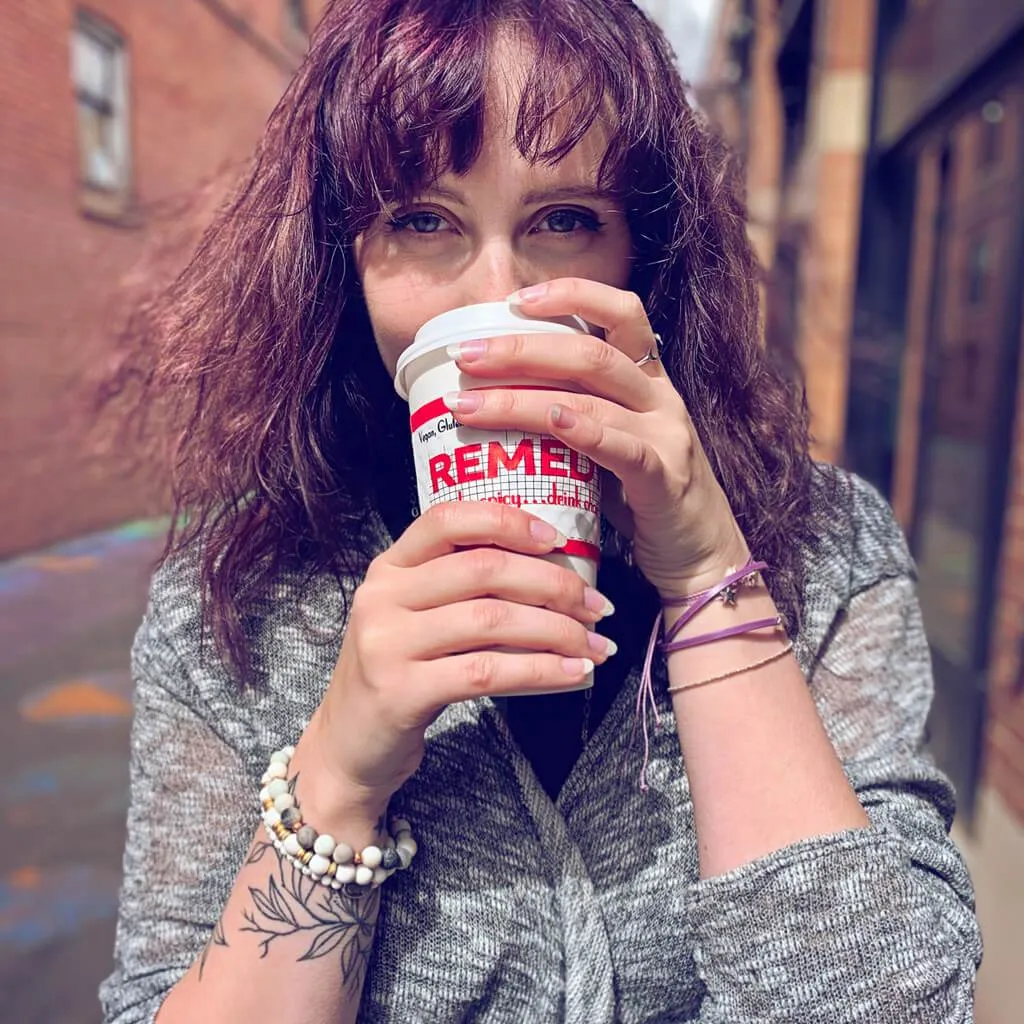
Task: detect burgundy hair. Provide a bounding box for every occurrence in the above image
[101,0,823,682]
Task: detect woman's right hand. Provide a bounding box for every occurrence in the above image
[302,502,615,817]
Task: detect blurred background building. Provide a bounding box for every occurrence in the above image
[697,1,1024,1019]
[0,0,319,558]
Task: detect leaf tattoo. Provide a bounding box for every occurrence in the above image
[197,916,228,982]
[238,837,382,997]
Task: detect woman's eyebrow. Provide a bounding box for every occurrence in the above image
[418,185,620,206]
[521,185,620,205]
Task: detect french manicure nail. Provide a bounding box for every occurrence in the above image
[562,657,595,677]
[446,340,489,361]
[508,283,548,305]
[584,587,616,617]
[443,391,482,413]
[588,633,617,657]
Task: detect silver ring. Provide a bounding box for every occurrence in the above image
[635,333,663,368]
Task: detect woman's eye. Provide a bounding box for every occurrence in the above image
[537,209,605,235]
[387,212,448,235]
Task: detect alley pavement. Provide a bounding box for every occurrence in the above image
[0,521,166,1024]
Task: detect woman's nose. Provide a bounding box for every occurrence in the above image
[461,242,533,305]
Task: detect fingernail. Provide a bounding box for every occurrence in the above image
[508,283,548,305]
[529,519,567,546]
[443,391,483,413]
[562,657,595,677]
[446,340,489,362]
[584,588,616,617]
[550,404,577,429]
[588,633,617,657]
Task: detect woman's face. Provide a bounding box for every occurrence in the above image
[354,51,634,379]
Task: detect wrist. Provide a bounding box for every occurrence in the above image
[290,713,393,839]
[654,531,752,604]
[656,553,754,606]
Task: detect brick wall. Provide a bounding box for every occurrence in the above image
[0,0,318,556]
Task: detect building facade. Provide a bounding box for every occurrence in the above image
[700,2,1024,1018]
[0,1,320,557]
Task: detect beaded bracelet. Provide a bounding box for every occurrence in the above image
[666,640,794,695]
[259,745,417,892]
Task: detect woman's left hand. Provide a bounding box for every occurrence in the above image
[442,278,751,598]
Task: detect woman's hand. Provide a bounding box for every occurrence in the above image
[442,278,750,598]
[308,502,616,812]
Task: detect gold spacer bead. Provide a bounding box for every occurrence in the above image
[262,799,274,811]
[301,851,313,865]
[353,852,362,865]
[327,862,337,877]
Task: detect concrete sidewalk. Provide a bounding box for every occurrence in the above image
[0,521,166,1024]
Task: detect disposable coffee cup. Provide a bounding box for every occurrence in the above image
[395,301,602,695]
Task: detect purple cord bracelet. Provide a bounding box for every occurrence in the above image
[659,558,770,652]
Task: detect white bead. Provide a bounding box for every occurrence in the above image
[273,793,296,812]
[372,867,390,886]
[265,762,287,780]
[383,834,396,849]
[332,842,354,864]
[283,833,302,857]
[314,834,336,857]
[319,873,333,886]
[273,840,283,853]
[330,880,342,890]
[263,809,282,828]
[302,866,312,876]
[335,864,356,884]
[354,866,374,887]
[360,846,383,870]
[397,836,418,860]
[266,779,289,798]
[392,818,411,834]
[396,846,413,869]
[309,854,331,876]
[259,787,271,803]
[270,751,290,765]
[284,745,296,757]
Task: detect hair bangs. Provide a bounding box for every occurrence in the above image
[323,0,665,229]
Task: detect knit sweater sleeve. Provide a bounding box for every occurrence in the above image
[98,587,256,1024]
[685,571,982,1022]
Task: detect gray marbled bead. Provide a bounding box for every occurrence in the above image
[281,807,302,829]
[381,848,402,870]
[296,825,317,851]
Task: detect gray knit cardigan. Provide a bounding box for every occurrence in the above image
[100,470,982,1022]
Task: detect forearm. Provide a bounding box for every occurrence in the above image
[156,738,387,1024]
[664,587,868,879]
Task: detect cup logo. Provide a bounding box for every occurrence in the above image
[409,404,601,563]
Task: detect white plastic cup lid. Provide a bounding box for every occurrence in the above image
[394,301,589,400]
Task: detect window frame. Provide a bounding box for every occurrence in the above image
[71,9,133,220]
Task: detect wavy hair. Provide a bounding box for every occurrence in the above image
[101,0,822,682]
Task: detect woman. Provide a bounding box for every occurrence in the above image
[99,1,981,1022]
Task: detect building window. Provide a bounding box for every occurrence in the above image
[966,233,991,306]
[978,99,1004,169]
[285,0,308,36]
[71,12,130,203]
